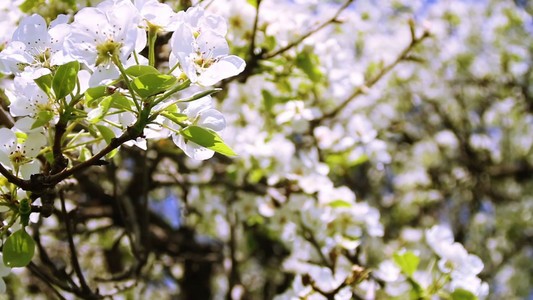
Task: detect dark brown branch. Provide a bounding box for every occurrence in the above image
[304,264,368,300]
[27,262,68,300]
[249,0,263,59]
[49,125,142,186]
[50,119,68,175]
[59,190,96,298]
[1,124,142,192]
[0,105,14,128]
[226,201,240,300]
[0,164,27,188]
[32,225,78,291]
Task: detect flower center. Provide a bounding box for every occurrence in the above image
[34,48,52,68]
[9,149,30,167]
[95,40,122,66]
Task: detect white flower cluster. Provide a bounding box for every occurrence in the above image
[426,225,489,297]
[0,0,246,184]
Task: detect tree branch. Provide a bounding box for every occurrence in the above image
[318,27,430,121]
[59,190,96,298]
[261,0,355,60]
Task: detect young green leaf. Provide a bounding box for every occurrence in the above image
[96,125,116,144]
[131,74,177,98]
[31,110,54,129]
[3,229,35,267]
[109,93,133,110]
[85,86,108,107]
[18,0,40,12]
[161,111,189,127]
[34,73,53,96]
[87,96,111,124]
[296,49,323,83]
[53,61,80,99]
[393,250,420,277]
[246,0,258,8]
[327,199,353,208]
[180,125,237,157]
[125,65,160,77]
[262,89,275,113]
[451,289,477,300]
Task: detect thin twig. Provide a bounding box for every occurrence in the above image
[137,142,150,275]
[32,223,78,291]
[59,190,95,297]
[300,223,333,270]
[27,262,68,300]
[226,197,240,300]
[262,0,355,60]
[319,28,430,121]
[249,0,263,59]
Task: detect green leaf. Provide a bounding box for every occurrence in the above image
[451,289,477,300]
[43,151,54,164]
[248,168,264,183]
[19,0,41,12]
[78,147,91,162]
[161,111,188,126]
[264,35,277,52]
[125,65,160,77]
[349,153,369,167]
[262,89,275,113]
[31,110,54,129]
[53,61,80,99]
[87,93,129,124]
[132,74,177,98]
[109,93,132,110]
[296,50,323,83]
[365,60,384,80]
[34,73,53,96]
[58,0,76,7]
[3,229,35,267]
[180,125,237,157]
[96,125,119,159]
[393,250,420,277]
[87,96,111,124]
[85,86,108,107]
[246,0,258,8]
[96,125,116,144]
[328,199,353,208]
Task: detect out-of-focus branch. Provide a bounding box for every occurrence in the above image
[249,0,263,59]
[0,105,13,128]
[318,27,431,122]
[226,195,241,300]
[27,262,68,300]
[229,0,355,84]
[59,190,95,298]
[300,223,333,270]
[261,0,355,60]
